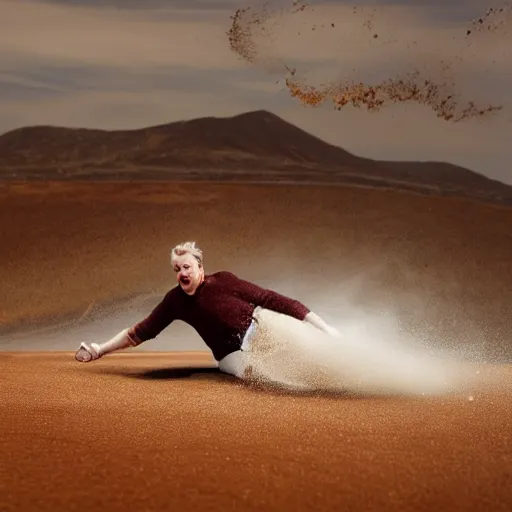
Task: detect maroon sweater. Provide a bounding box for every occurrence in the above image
[128,271,310,361]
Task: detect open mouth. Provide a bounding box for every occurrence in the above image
[180,277,190,286]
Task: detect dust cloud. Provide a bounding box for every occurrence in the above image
[241,306,467,397]
[224,1,512,395]
[227,1,511,122]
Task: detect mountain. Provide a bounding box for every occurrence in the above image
[0,110,510,205]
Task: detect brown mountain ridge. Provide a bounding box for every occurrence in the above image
[0,109,510,205]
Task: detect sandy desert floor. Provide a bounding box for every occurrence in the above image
[1,181,511,359]
[1,352,511,512]
[1,180,511,510]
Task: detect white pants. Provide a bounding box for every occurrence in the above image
[217,306,325,391]
[218,313,257,378]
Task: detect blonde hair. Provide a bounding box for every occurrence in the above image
[170,241,203,267]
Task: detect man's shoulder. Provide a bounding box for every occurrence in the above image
[207,271,260,290]
[206,270,243,286]
[210,270,237,279]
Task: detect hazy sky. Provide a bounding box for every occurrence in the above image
[1,0,511,184]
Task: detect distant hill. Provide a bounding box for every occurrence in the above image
[0,110,510,205]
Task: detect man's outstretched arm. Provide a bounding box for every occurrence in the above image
[75,289,179,362]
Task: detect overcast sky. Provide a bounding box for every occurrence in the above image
[1,0,511,184]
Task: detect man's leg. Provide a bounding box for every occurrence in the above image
[248,307,328,392]
[217,316,261,379]
[218,350,248,378]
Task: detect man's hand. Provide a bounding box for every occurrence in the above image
[74,328,137,362]
[75,342,102,362]
[303,311,341,338]
[324,325,342,338]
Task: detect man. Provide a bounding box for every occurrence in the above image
[75,241,340,382]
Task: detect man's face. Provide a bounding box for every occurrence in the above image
[173,253,204,295]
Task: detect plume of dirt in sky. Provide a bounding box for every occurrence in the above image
[227,1,511,123]
[228,4,272,64]
[466,4,512,36]
[284,71,503,123]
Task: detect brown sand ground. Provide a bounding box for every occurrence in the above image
[1,181,511,359]
[2,181,512,510]
[2,352,511,512]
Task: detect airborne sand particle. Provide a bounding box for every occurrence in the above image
[466,4,512,36]
[237,307,461,397]
[227,1,510,123]
[284,72,504,123]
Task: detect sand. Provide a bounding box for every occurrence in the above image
[1,181,511,360]
[2,352,511,511]
[2,180,512,510]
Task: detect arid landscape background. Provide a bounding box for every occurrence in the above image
[2,110,512,512]
[1,111,511,361]
[2,0,512,509]
[1,110,511,206]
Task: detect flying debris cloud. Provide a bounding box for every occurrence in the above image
[227,1,512,122]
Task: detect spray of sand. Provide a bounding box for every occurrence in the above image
[224,2,512,395]
[241,307,464,397]
[227,1,511,122]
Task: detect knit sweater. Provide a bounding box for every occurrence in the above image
[128,271,310,361]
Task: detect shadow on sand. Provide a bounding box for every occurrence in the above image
[89,365,224,380]
[86,365,414,401]
[130,366,223,380]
